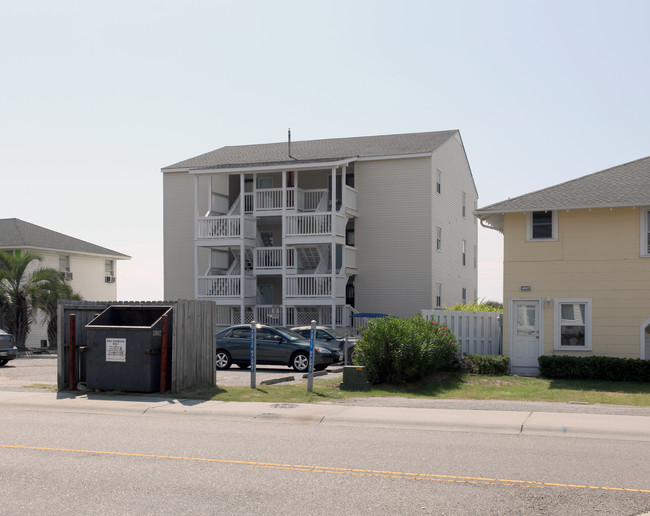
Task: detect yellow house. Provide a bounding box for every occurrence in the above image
[475,157,650,375]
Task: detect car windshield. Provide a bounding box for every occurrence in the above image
[326,328,347,339]
[272,327,306,341]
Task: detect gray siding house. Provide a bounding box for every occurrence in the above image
[162,130,478,327]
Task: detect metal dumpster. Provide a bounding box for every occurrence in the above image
[85,305,173,392]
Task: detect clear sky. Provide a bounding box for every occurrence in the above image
[1,0,648,303]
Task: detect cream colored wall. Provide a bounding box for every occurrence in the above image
[430,134,479,307]
[355,156,433,317]
[503,207,650,359]
[163,171,196,300]
[19,249,120,349]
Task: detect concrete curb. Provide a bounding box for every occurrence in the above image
[2,391,650,441]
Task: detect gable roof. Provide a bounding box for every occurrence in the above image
[475,156,650,231]
[162,130,459,171]
[0,219,130,259]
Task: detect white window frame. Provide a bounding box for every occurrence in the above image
[461,239,466,266]
[462,191,466,218]
[436,227,442,251]
[554,298,592,351]
[641,208,650,257]
[435,283,442,308]
[526,211,558,241]
[461,287,467,305]
[59,254,71,273]
[436,170,441,194]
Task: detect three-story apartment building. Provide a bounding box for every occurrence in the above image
[162,130,478,327]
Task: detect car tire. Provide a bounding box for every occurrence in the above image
[0,359,7,366]
[347,348,356,364]
[291,352,309,372]
[215,350,232,370]
[236,363,250,369]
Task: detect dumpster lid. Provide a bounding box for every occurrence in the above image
[86,305,173,329]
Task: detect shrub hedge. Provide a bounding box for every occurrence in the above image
[461,354,509,376]
[354,314,458,385]
[538,355,650,382]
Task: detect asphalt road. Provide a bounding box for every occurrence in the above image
[2,355,650,514]
[2,399,650,515]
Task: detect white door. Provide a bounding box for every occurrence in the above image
[511,300,542,375]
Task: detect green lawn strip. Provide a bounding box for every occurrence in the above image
[177,374,650,407]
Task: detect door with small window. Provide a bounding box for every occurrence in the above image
[511,300,542,375]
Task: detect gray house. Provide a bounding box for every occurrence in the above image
[162,130,478,327]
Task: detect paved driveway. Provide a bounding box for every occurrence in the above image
[0,354,343,391]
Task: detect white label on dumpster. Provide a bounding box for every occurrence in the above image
[106,338,126,362]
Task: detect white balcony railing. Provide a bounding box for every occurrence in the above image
[285,275,332,297]
[198,276,255,298]
[255,247,296,271]
[197,216,256,240]
[285,213,331,236]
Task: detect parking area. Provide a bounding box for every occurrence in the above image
[0,354,343,391]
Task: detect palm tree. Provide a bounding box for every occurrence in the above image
[33,273,82,347]
[0,250,78,350]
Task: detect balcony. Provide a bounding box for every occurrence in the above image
[255,247,297,273]
[242,188,328,214]
[285,274,347,299]
[197,215,256,242]
[197,275,255,302]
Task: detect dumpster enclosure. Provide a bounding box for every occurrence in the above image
[85,305,173,393]
[57,300,217,393]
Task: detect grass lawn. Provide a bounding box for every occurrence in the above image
[179,372,650,407]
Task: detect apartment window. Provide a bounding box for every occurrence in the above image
[436,227,442,251]
[642,209,650,257]
[105,260,115,283]
[436,170,441,194]
[462,240,466,266]
[436,283,442,307]
[461,288,467,305]
[59,255,72,280]
[526,211,557,241]
[474,245,477,268]
[462,192,466,217]
[554,299,592,351]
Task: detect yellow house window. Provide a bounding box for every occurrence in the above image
[526,211,558,241]
[554,299,592,351]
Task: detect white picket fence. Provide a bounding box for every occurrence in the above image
[421,309,502,356]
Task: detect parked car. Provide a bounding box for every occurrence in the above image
[0,329,18,366]
[290,326,358,363]
[215,325,343,372]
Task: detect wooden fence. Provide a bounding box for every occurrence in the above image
[421,309,502,356]
[57,299,216,393]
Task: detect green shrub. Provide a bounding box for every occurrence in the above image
[538,355,650,382]
[461,354,509,375]
[443,299,503,313]
[354,314,458,385]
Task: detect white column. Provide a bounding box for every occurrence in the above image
[240,173,246,323]
[194,175,199,299]
[331,167,337,327]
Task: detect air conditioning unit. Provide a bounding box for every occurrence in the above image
[105,276,115,283]
[63,271,73,281]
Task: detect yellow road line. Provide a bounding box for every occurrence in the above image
[1,444,649,494]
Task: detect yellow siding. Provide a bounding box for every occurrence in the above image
[503,207,650,359]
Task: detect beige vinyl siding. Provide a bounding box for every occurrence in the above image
[429,134,478,308]
[17,249,119,348]
[163,171,196,300]
[355,156,432,317]
[503,207,650,359]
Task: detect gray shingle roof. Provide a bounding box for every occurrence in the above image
[0,219,130,259]
[476,156,650,214]
[163,130,458,170]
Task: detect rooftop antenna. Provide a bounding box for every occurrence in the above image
[288,128,292,158]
